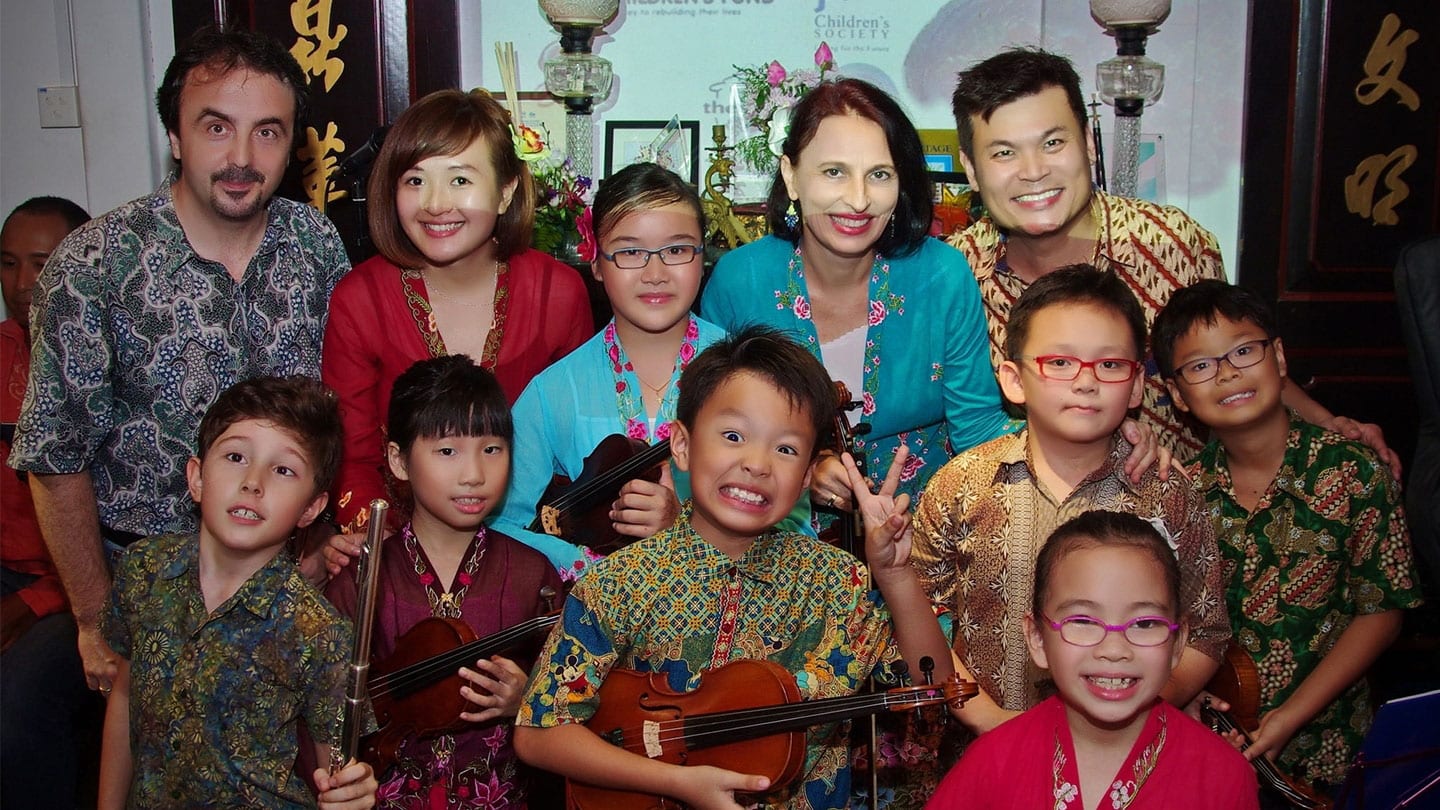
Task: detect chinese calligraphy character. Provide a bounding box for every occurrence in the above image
[1354,13,1419,111]
[1344,145,1417,226]
[299,122,347,212]
[291,0,348,92]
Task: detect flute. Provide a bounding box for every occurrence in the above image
[331,499,388,774]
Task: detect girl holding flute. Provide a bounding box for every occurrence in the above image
[327,356,561,809]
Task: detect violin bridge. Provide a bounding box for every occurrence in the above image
[642,720,663,758]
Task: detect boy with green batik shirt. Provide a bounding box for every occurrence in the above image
[1154,279,1422,792]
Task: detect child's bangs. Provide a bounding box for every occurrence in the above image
[412,400,512,443]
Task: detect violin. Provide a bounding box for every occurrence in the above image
[529,434,671,556]
[360,587,559,775]
[567,658,978,809]
[817,382,869,559]
[1201,644,1332,809]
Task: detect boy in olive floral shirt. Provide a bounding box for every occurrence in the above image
[1154,281,1422,793]
[101,377,376,809]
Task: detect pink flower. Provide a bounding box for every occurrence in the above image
[793,294,811,320]
[679,341,695,363]
[766,60,787,87]
[814,42,834,70]
[457,572,472,586]
[625,418,648,440]
[418,572,435,586]
[686,319,699,340]
[656,421,671,440]
[615,380,626,393]
[862,391,876,416]
[868,300,887,326]
[576,206,597,262]
[899,453,925,482]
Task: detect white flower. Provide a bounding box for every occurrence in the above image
[1142,515,1179,556]
[768,105,792,157]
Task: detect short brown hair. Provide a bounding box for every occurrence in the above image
[196,376,343,495]
[367,89,536,268]
[1004,264,1146,362]
[676,326,834,459]
[157,26,309,148]
[952,47,1088,163]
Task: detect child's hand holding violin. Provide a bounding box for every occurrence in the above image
[458,655,530,723]
[610,464,679,540]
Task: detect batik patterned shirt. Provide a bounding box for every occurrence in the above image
[105,533,351,808]
[913,430,1230,716]
[10,179,349,536]
[948,191,1224,456]
[517,503,901,809]
[1191,414,1422,785]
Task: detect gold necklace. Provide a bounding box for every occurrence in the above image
[423,261,500,309]
[635,371,672,397]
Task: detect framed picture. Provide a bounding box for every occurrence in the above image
[489,91,570,163]
[604,119,701,185]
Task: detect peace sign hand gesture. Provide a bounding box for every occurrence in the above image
[840,446,914,576]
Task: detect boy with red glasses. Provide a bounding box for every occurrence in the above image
[911,264,1230,755]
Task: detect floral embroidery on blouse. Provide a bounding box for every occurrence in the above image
[399,262,511,370]
[1050,705,1167,810]
[603,316,699,443]
[775,245,903,445]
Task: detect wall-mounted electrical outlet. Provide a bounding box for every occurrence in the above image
[38,86,81,128]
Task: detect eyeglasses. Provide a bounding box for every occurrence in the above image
[1042,613,1180,647]
[599,243,703,269]
[1171,338,1274,385]
[1027,355,1143,383]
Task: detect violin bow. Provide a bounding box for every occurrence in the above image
[332,499,388,773]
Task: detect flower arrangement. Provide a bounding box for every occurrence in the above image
[531,156,594,260]
[732,42,835,175]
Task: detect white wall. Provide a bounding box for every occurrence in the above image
[1,0,1246,322]
[468,0,1248,275]
[1,0,173,319]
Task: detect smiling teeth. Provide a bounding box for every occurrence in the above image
[425,223,461,233]
[1015,190,1059,203]
[231,508,260,520]
[722,487,766,505]
[1089,676,1135,689]
[1220,391,1254,404]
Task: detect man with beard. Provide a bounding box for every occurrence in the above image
[8,27,349,698]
